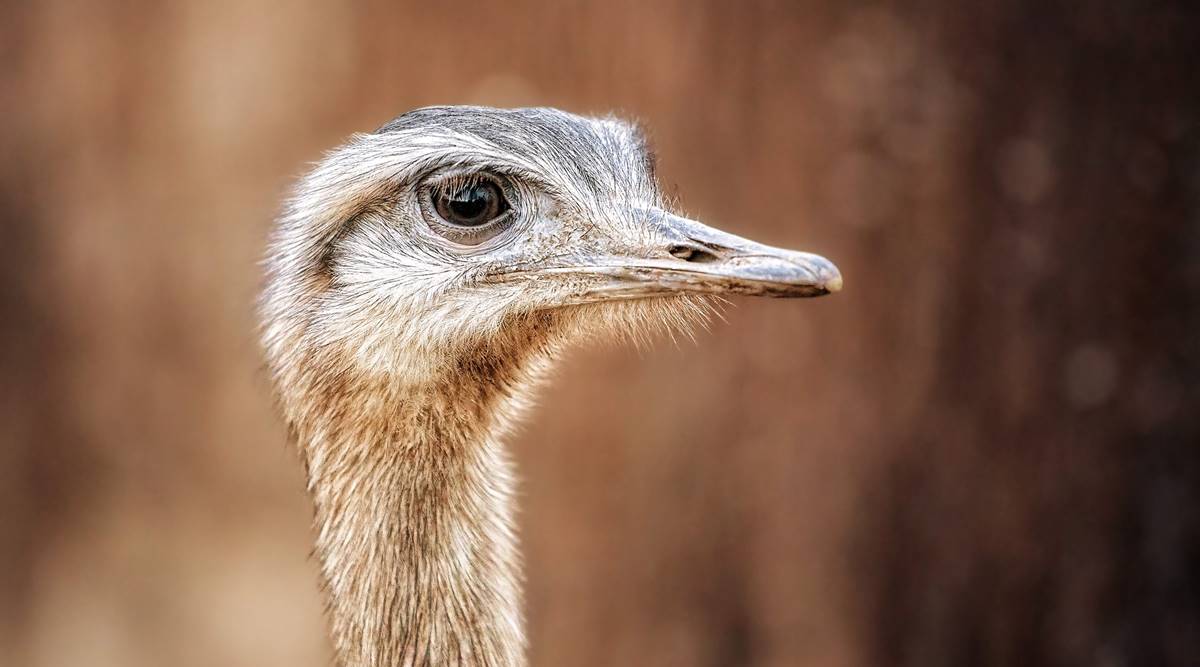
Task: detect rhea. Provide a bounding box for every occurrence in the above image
[260,106,841,667]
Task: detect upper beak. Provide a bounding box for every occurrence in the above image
[529,210,842,303]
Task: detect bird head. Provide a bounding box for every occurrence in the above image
[261,106,841,383]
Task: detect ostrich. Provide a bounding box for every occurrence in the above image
[260,106,841,667]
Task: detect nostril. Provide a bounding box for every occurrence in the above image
[667,244,693,260]
[668,243,720,263]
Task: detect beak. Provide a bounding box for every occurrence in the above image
[529,210,842,303]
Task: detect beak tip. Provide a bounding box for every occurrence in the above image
[813,257,842,294]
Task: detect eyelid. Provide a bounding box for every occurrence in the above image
[423,164,515,190]
[428,170,496,195]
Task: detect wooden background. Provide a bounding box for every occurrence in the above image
[2,1,1197,665]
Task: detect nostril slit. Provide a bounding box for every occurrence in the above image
[668,244,720,263]
[667,244,693,260]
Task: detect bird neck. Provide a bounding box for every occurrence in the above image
[296,351,538,667]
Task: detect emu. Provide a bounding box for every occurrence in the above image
[260,106,841,667]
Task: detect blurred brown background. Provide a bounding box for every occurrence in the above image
[2,1,1198,665]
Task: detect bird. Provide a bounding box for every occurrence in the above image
[259,105,841,667]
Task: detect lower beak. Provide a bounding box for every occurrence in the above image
[545,211,842,302]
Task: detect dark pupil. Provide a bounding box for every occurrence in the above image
[441,182,498,226]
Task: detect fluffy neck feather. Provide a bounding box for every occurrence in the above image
[268,299,695,666]
[291,338,552,667]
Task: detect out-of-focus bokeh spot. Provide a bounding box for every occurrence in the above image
[1062,342,1119,409]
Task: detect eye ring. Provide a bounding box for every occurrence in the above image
[420,172,516,246]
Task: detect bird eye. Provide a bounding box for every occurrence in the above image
[432,179,508,228]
